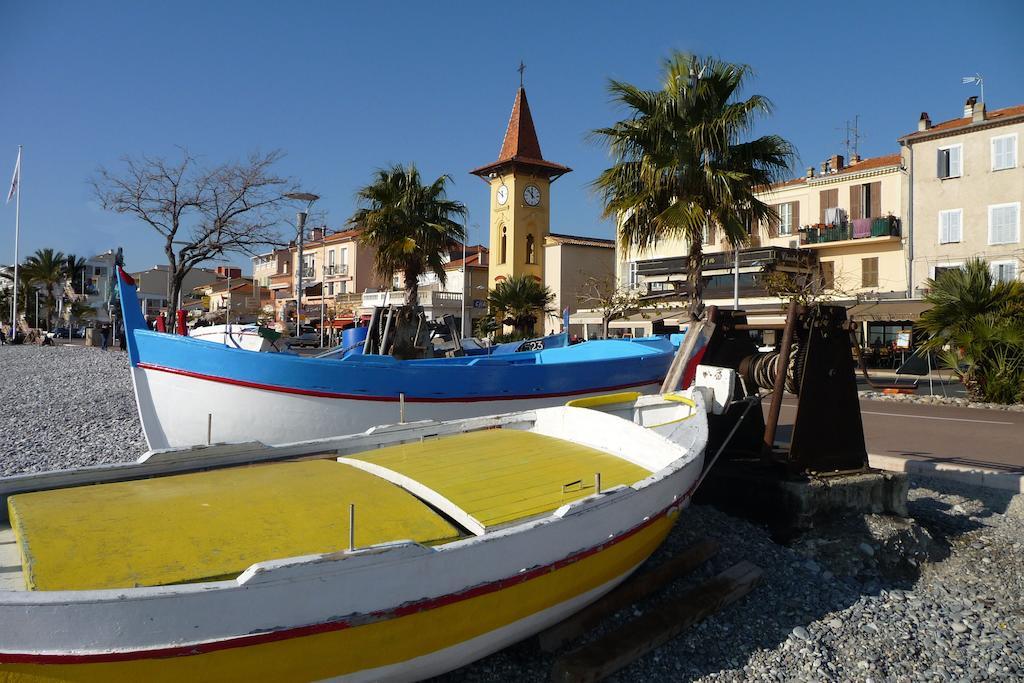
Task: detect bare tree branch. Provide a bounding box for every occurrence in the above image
[92,148,297,316]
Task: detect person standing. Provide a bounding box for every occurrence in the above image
[100,322,110,351]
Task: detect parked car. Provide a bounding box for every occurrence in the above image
[48,327,85,339]
[287,326,321,348]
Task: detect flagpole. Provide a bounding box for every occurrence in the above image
[11,146,21,333]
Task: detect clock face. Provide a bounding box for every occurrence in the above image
[496,184,508,206]
[524,185,541,206]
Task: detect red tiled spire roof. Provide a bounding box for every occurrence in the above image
[471,87,571,180]
[499,87,544,161]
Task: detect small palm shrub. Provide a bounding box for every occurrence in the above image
[918,258,1024,404]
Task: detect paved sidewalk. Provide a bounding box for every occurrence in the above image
[771,398,1024,492]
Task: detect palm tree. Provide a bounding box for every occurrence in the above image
[487,275,555,339]
[349,164,467,308]
[592,52,795,319]
[64,254,88,295]
[917,258,1024,402]
[22,248,66,330]
[65,298,97,331]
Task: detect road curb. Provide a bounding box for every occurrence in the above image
[869,453,1024,494]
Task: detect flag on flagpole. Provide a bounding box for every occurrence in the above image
[6,148,20,204]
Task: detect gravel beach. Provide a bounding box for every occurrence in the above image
[0,344,145,475]
[2,344,1021,681]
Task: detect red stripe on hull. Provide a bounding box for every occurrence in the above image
[136,362,662,403]
[0,492,694,664]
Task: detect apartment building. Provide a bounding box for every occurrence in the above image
[260,227,384,326]
[755,153,907,299]
[130,264,222,318]
[900,98,1024,292]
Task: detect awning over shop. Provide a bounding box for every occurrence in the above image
[608,308,686,330]
[847,300,930,322]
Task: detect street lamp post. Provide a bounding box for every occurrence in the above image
[320,264,326,348]
[284,192,320,338]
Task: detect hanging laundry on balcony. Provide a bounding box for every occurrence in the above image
[824,207,845,226]
[852,218,873,239]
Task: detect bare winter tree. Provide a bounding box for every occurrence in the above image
[576,274,649,339]
[92,148,295,317]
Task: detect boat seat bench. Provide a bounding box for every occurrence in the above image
[7,428,653,593]
[341,430,652,531]
[7,460,461,591]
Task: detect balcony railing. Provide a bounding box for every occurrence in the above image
[361,290,463,309]
[324,264,349,277]
[802,216,900,245]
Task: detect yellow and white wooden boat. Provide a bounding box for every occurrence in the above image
[0,393,707,682]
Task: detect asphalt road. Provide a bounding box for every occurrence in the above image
[771,398,1024,473]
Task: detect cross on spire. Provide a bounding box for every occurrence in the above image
[518,60,526,88]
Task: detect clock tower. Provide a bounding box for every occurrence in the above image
[471,85,571,291]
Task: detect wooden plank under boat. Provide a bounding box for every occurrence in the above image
[0,394,707,682]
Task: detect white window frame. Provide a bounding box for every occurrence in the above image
[991,133,1018,171]
[937,208,962,245]
[990,260,1018,284]
[627,261,639,289]
[937,143,962,179]
[988,202,1020,246]
[779,203,793,236]
[931,261,965,280]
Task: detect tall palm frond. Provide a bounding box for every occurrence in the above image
[592,52,795,318]
[349,164,466,308]
[22,248,66,329]
[486,275,554,339]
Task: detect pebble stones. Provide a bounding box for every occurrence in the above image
[3,345,1022,680]
[0,344,145,475]
[858,389,1024,413]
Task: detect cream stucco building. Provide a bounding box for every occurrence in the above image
[900,99,1024,292]
[543,234,615,335]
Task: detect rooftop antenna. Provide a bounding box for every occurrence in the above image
[836,115,862,160]
[518,60,526,88]
[961,73,985,103]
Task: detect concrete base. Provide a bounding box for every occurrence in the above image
[695,461,909,541]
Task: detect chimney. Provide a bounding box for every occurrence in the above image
[849,154,861,165]
[973,101,986,123]
[310,227,325,242]
[806,166,815,178]
[963,95,978,119]
[820,161,828,175]
[829,154,845,172]
[918,112,931,131]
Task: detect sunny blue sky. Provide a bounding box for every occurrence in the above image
[2,0,1022,272]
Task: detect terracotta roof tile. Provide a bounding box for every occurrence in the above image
[762,153,901,191]
[546,233,615,248]
[834,153,901,174]
[902,104,1024,140]
[470,87,571,179]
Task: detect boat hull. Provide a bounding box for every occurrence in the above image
[0,398,707,682]
[132,364,663,449]
[1,510,677,682]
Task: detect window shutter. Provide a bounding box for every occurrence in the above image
[769,204,780,236]
[849,185,862,220]
[937,149,947,178]
[869,182,882,218]
[791,202,800,232]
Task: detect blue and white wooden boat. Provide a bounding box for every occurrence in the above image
[116,269,677,450]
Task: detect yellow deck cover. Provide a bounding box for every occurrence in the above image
[8,460,460,591]
[347,430,651,529]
